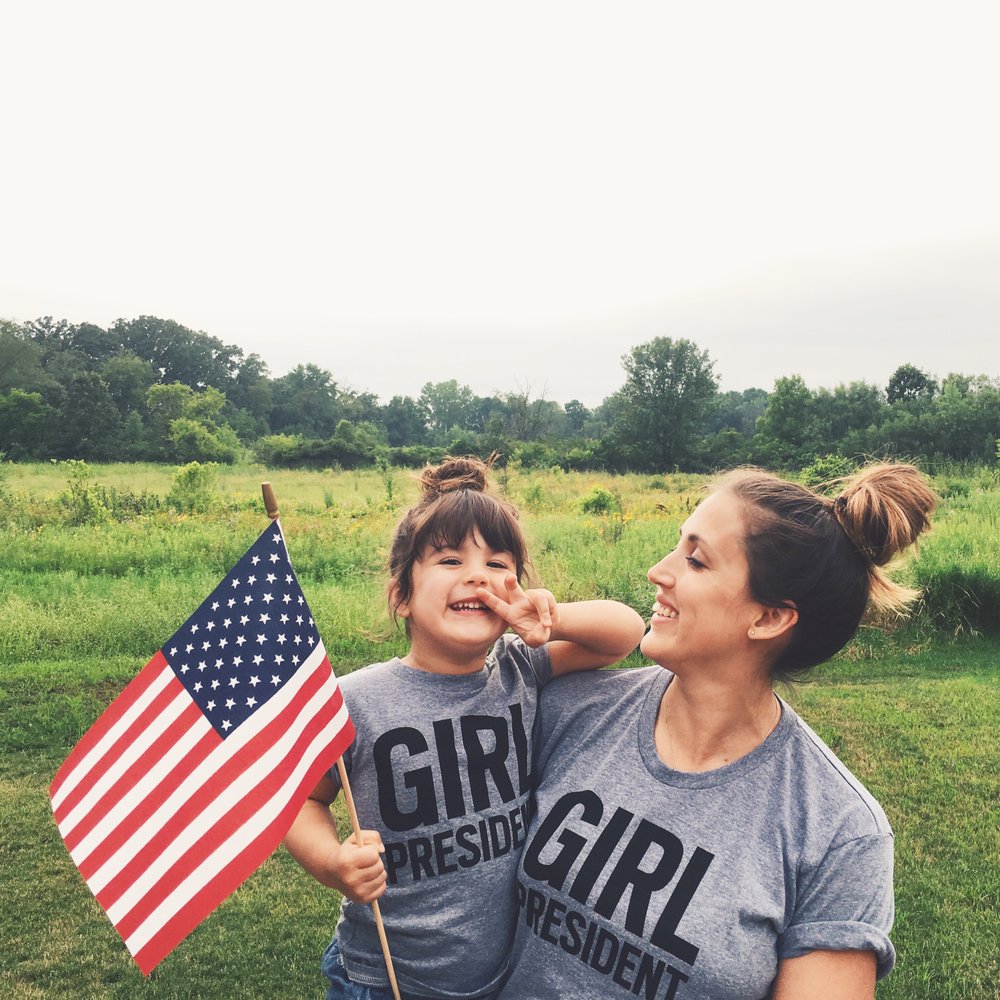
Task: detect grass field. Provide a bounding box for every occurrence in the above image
[1,462,997,999]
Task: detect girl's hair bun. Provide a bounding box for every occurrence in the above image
[417,455,493,499]
[832,463,936,567]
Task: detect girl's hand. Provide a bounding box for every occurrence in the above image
[477,575,560,648]
[329,830,387,904]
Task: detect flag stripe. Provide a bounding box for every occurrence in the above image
[51,654,174,811]
[72,713,217,872]
[87,643,335,898]
[103,659,341,922]
[126,699,352,963]
[57,679,192,836]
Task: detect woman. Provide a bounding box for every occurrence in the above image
[500,464,936,1000]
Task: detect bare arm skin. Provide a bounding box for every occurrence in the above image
[770,949,876,1000]
[283,772,387,904]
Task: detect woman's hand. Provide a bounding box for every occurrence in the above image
[477,575,560,648]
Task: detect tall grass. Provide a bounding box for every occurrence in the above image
[1,461,998,998]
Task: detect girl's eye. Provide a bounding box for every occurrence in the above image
[487,560,509,570]
[685,556,705,570]
[439,557,461,566]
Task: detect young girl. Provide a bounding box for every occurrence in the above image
[284,457,645,999]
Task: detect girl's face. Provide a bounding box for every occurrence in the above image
[640,491,763,671]
[395,531,516,671]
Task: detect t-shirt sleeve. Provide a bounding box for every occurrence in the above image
[779,832,896,979]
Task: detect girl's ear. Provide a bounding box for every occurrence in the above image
[389,583,410,619]
[748,602,798,642]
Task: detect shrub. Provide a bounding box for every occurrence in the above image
[166,462,219,514]
[579,487,620,515]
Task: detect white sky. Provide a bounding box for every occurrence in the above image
[2,1,998,407]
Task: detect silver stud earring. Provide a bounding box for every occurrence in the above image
[749,629,756,638]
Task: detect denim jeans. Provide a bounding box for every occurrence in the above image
[321,937,504,1000]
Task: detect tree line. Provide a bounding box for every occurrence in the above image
[2,315,999,472]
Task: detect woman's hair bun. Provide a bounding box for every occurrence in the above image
[832,463,937,567]
[417,455,492,499]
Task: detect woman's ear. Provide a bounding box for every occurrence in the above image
[748,603,798,641]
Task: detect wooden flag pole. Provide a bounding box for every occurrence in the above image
[261,483,401,1000]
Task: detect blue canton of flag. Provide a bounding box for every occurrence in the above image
[163,527,319,736]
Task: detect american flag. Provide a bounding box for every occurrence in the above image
[49,522,355,975]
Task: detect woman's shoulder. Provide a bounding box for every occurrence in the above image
[783,705,892,841]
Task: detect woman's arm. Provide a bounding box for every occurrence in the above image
[771,949,876,1000]
[283,773,387,904]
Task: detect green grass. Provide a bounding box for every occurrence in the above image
[1,463,998,998]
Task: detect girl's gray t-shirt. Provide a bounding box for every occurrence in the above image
[501,666,895,1000]
[328,634,552,998]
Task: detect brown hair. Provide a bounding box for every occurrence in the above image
[387,456,530,622]
[713,463,936,681]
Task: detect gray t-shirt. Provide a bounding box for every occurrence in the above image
[329,634,553,998]
[501,666,895,1000]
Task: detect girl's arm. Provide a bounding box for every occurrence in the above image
[477,576,645,677]
[770,949,876,1000]
[283,773,387,904]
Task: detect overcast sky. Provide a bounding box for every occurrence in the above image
[3,1,998,407]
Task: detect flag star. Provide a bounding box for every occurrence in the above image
[202,641,211,651]
[215,658,224,668]
[262,593,273,604]
[249,675,261,686]
[233,655,243,667]
[247,696,258,708]
[240,615,250,626]
[280,613,289,624]
[297,595,304,605]
[274,654,284,666]
[308,635,316,646]
[229,676,239,688]
[247,575,257,585]
[206,620,216,631]
[308,617,314,626]
[223,618,232,628]
[282,593,291,604]
[256,633,267,644]
[180,664,190,673]
[236,635,246,646]
[190,623,199,634]
[227,598,236,608]
[292,655,301,665]
[231,578,240,588]
[285,574,293,583]
[276,633,286,645]
[271,674,282,686]
[252,555,261,565]
[206,700,216,710]
[266,573,276,584]
[169,646,177,656]
[222,720,231,731]
[225,698,235,709]
[211,679,220,690]
[293,634,302,645]
[273,533,282,544]
[296,615,304,625]
[185,643,194,653]
[270,553,280,563]
[253,654,264,666]
[193,682,202,692]
[211,601,219,611]
[259,613,271,624]
[244,595,254,605]
[198,661,208,671]
[218,638,228,649]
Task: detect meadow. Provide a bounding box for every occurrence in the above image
[1,461,997,999]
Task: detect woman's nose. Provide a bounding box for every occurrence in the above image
[647,554,675,585]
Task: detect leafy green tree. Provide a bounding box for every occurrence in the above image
[751,375,816,468]
[382,395,428,446]
[603,337,720,471]
[270,364,340,437]
[887,363,937,404]
[101,353,157,416]
[52,372,124,460]
[419,380,477,442]
[0,390,55,459]
[0,321,57,393]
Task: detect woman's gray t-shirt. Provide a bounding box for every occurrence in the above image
[501,666,895,1000]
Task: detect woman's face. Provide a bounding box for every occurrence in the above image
[640,490,763,670]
